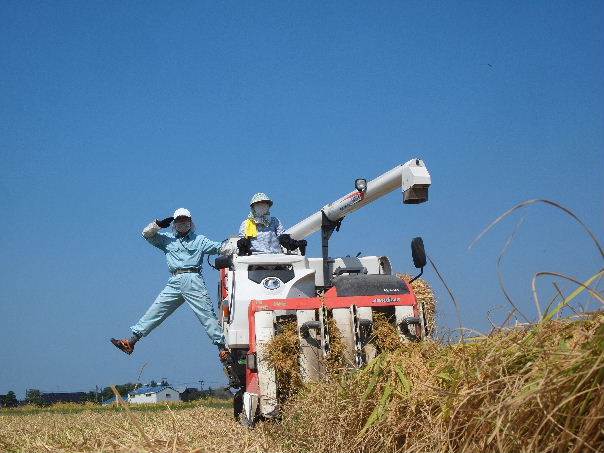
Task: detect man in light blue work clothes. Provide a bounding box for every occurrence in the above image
[237,192,306,255]
[111,208,230,362]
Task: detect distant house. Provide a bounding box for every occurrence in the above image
[40,392,88,405]
[127,385,180,404]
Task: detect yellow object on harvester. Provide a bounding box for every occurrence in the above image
[244,218,258,238]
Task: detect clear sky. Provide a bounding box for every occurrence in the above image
[1,1,602,397]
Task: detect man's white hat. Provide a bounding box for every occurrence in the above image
[250,192,273,207]
[173,208,192,218]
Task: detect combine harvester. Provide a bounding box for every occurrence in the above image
[215,158,432,425]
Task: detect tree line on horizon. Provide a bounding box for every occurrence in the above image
[1,381,172,407]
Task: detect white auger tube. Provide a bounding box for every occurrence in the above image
[285,158,431,240]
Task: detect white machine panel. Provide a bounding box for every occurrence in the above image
[226,254,316,348]
[307,255,391,287]
[254,310,278,417]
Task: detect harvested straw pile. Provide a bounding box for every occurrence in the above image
[371,311,404,351]
[397,273,437,336]
[266,320,304,401]
[269,313,604,453]
[265,317,349,399]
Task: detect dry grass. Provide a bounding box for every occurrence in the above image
[4,199,600,452]
[0,401,278,453]
[269,312,604,453]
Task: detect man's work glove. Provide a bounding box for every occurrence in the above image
[237,237,252,256]
[220,237,239,256]
[297,239,307,256]
[278,234,296,250]
[279,234,307,255]
[155,217,174,228]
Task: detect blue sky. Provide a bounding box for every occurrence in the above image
[1,1,602,397]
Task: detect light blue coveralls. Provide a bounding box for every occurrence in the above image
[130,225,225,347]
[238,217,284,254]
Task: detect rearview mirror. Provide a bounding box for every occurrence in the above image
[411,237,426,269]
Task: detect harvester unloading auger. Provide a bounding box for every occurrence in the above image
[214,158,432,426]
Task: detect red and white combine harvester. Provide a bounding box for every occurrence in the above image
[214,158,432,425]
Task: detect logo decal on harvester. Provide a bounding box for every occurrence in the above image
[262,277,282,290]
[337,191,365,213]
[372,297,401,303]
[383,288,400,293]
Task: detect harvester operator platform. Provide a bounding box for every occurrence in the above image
[237,192,307,255]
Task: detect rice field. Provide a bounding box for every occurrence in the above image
[0,400,277,453]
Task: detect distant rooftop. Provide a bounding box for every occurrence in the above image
[128,385,177,396]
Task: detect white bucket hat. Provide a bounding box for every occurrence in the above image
[249,192,273,207]
[173,208,192,218]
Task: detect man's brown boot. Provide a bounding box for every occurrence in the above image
[218,348,230,362]
[111,338,135,355]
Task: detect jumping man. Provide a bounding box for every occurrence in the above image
[110,208,230,362]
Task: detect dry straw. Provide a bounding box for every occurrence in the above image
[269,313,604,453]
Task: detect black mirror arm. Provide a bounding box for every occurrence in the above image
[409,267,423,284]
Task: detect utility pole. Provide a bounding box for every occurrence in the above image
[198,380,204,391]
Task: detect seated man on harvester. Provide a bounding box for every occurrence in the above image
[236,192,306,255]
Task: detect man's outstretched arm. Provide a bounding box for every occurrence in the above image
[200,236,227,256]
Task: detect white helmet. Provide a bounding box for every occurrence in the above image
[173,208,192,219]
[249,192,273,207]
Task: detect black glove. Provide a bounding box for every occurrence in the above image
[279,234,307,254]
[278,234,295,250]
[155,217,174,228]
[297,239,307,256]
[237,237,252,256]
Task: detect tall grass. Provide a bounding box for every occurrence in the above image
[268,313,604,453]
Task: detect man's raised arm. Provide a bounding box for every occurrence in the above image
[142,217,173,249]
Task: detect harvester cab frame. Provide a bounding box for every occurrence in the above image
[216,158,432,426]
